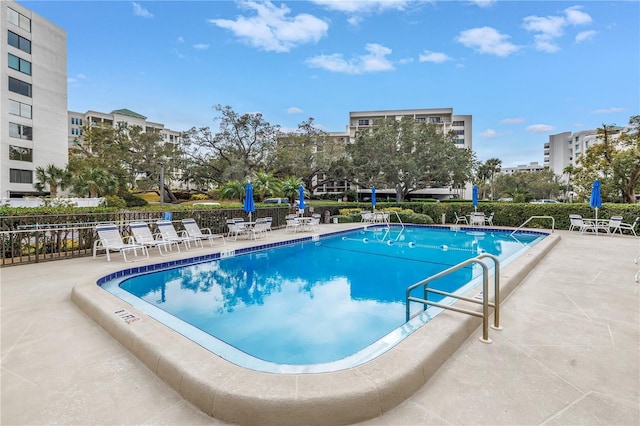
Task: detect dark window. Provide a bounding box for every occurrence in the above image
[9,122,32,140]
[8,53,31,75]
[10,168,33,184]
[9,145,33,162]
[455,130,465,135]
[358,119,370,126]
[452,120,465,126]
[8,76,31,97]
[429,117,441,123]
[8,30,31,54]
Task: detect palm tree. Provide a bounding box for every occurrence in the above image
[281,176,304,203]
[72,167,117,198]
[485,158,502,200]
[251,170,282,201]
[34,164,71,197]
[562,164,575,202]
[219,180,245,201]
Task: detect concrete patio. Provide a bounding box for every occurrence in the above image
[1,225,638,425]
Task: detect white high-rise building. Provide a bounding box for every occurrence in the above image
[1,0,67,198]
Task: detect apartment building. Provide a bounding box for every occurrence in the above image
[502,161,545,174]
[545,128,622,181]
[314,108,472,200]
[68,108,182,149]
[1,1,67,198]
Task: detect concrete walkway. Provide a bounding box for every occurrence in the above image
[1,227,638,425]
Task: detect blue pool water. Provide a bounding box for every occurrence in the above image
[102,225,545,372]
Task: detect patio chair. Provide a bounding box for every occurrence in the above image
[226,219,250,240]
[454,212,468,225]
[360,211,374,223]
[470,212,485,226]
[608,216,638,236]
[129,221,180,256]
[93,224,149,262]
[285,214,300,233]
[156,220,203,250]
[568,214,596,234]
[247,218,271,240]
[309,213,321,231]
[485,212,494,226]
[182,218,226,247]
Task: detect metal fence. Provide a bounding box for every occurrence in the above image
[0,207,297,267]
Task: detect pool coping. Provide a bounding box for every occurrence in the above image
[71,226,560,425]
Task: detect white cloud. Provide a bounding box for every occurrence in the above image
[193,43,209,50]
[501,117,525,124]
[311,0,409,14]
[418,51,452,63]
[592,107,625,114]
[68,73,87,84]
[468,0,497,8]
[523,6,593,53]
[287,107,303,114]
[455,27,520,57]
[481,129,498,138]
[176,36,185,43]
[575,30,597,43]
[526,124,555,133]
[132,2,153,18]
[306,43,394,74]
[209,1,328,53]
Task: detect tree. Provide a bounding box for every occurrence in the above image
[562,164,575,202]
[251,170,282,201]
[573,116,640,203]
[484,158,502,200]
[34,164,71,197]
[281,176,305,203]
[71,167,118,198]
[181,105,281,185]
[493,170,561,201]
[219,180,246,202]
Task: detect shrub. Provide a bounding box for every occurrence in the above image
[332,215,354,223]
[191,193,208,201]
[102,195,126,209]
[119,192,148,207]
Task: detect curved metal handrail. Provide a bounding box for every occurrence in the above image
[510,215,555,236]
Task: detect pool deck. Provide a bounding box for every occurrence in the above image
[1,224,638,425]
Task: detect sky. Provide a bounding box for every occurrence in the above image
[21,0,640,167]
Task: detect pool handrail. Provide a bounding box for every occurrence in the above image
[405,253,501,343]
[510,215,555,236]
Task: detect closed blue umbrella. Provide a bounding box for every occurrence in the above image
[371,186,376,210]
[472,185,479,212]
[590,179,602,231]
[243,182,255,222]
[298,185,306,213]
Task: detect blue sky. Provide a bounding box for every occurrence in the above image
[22,0,640,167]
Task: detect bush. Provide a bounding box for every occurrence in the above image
[172,191,192,200]
[119,192,148,207]
[191,193,208,201]
[102,195,126,209]
[331,215,354,223]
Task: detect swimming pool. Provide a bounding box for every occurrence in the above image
[100,225,545,373]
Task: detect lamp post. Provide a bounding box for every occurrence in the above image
[157,162,165,204]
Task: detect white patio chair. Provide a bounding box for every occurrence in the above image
[568,214,596,234]
[309,214,321,231]
[248,218,270,239]
[454,212,468,225]
[360,211,374,223]
[93,224,149,262]
[484,212,494,226]
[226,219,250,241]
[285,214,300,233]
[156,220,203,250]
[608,216,638,236]
[182,219,226,247]
[470,212,485,226]
[129,221,180,256]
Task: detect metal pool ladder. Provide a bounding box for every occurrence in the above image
[405,253,501,343]
[510,215,555,236]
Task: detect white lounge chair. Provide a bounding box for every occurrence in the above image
[93,224,149,262]
[568,214,596,234]
[182,218,226,247]
[156,220,203,250]
[129,221,180,255]
[454,212,468,224]
[226,219,250,240]
[608,216,638,236]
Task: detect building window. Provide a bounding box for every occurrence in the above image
[429,117,441,123]
[358,119,370,126]
[415,117,425,122]
[8,31,31,54]
[456,138,465,145]
[7,8,31,32]
[8,99,32,118]
[455,129,465,135]
[8,76,32,97]
[8,53,31,75]
[9,168,33,184]
[9,122,32,140]
[9,145,32,162]
[452,120,464,126]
